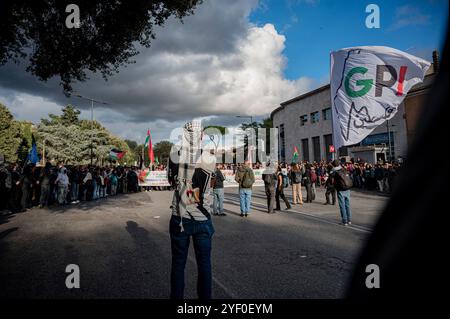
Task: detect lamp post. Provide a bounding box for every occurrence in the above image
[71,92,110,165]
[236,116,255,163]
[236,115,253,125]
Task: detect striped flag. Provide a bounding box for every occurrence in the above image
[292,146,299,163]
[144,129,155,165]
[109,149,125,160]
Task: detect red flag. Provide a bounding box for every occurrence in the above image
[145,129,155,164]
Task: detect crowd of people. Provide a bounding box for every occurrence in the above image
[282,159,402,194]
[219,159,402,193]
[0,162,148,213]
[210,158,403,225]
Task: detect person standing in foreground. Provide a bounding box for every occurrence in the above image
[332,159,353,226]
[262,161,277,214]
[212,164,226,216]
[275,165,291,211]
[169,121,216,299]
[234,160,255,217]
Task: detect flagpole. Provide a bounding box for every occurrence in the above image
[330,51,336,163]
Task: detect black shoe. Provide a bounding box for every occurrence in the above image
[240,213,244,217]
[324,202,329,205]
[220,213,227,216]
[245,213,248,217]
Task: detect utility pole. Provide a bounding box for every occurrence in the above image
[71,92,110,166]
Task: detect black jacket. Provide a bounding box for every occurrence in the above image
[213,168,225,189]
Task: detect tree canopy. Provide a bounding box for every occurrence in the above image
[36,105,135,165]
[0,103,34,163]
[153,140,174,164]
[0,0,202,92]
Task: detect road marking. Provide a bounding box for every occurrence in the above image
[224,191,372,234]
[145,192,154,203]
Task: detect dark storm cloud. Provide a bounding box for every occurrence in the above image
[0,0,314,142]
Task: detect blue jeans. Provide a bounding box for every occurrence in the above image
[169,215,215,299]
[57,185,67,204]
[71,183,79,202]
[239,188,252,214]
[337,190,352,223]
[213,188,224,214]
[92,180,98,200]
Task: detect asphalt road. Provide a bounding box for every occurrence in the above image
[0,186,388,299]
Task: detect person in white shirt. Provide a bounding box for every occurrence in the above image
[55,167,69,205]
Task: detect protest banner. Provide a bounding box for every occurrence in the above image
[138,169,265,187]
[138,169,171,187]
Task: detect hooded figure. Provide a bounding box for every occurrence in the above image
[168,120,216,300]
[169,120,216,225]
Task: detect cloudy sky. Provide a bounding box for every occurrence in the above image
[0,0,448,144]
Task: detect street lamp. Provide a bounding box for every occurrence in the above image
[236,115,253,125]
[71,92,110,165]
[236,116,255,163]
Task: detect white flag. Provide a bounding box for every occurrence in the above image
[330,46,430,150]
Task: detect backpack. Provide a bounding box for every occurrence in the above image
[334,169,353,191]
[241,169,254,188]
[292,171,302,184]
[282,174,289,188]
[310,170,317,183]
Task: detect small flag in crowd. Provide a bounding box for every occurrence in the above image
[109,149,125,161]
[330,46,430,150]
[144,129,155,164]
[292,146,299,163]
[26,134,40,164]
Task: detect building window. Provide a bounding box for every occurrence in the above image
[322,108,332,121]
[301,138,309,162]
[311,111,319,124]
[300,115,308,126]
[312,136,321,163]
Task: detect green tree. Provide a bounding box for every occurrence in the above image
[60,105,80,126]
[16,121,34,163]
[239,118,273,163]
[125,139,138,151]
[204,125,227,135]
[0,103,21,162]
[153,140,174,165]
[36,105,133,165]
